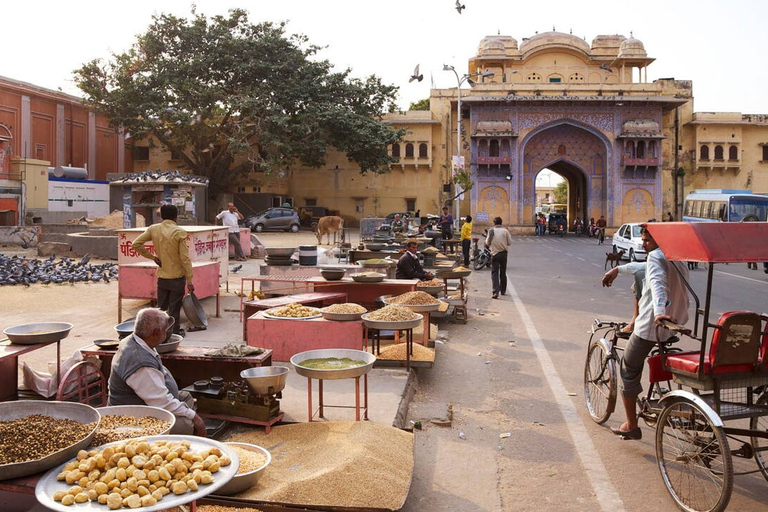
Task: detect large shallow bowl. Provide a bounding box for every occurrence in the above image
[382,295,441,313]
[214,442,271,495]
[436,268,472,278]
[320,269,345,281]
[115,316,175,342]
[365,243,387,251]
[241,366,289,394]
[94,405,175,441]
[361,312,423,331]
[262,306,322,320]
[291,349,376,380]
[264,247,296,258]
[156,333,183,354]
[350,272,385,283]
[0,401,100,481]
[416,284,444,296]
[321,310,365,322]
[35,435,239,512]
[182,292,208,327]
[3,322,73,345]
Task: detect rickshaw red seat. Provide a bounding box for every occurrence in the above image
[665,311,766,378]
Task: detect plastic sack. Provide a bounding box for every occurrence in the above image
[21,351,101,398]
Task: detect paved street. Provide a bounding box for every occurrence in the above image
[403,233,768,512]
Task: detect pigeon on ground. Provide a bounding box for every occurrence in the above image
[231,265,243,274]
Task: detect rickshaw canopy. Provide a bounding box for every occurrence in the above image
[646,222,768,263]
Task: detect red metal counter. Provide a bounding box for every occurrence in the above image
[0,339,61,402]
[309,277,418,309]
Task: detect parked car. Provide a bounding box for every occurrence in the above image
[245,207,301,233]
[612,222,646,261]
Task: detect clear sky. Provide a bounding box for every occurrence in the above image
[5,1,766,114]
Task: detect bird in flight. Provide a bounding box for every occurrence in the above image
[599,64,613,73]
[455,1,465,14]
[409,64,424,83]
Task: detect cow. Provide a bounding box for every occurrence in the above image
[315,216,344,245]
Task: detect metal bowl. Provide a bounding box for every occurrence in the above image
[320,269,346,281]
[350,272,385,283]
[94,405,175,440]
[436,268,472,278]
[382,296,441,313]
[156,334,183,354]
[0,401,100,481]
[321,310,365,321]
[115,317,175,342]
[365,243,387,251]
[215,442,271,496]
[262,306,323,320]
[361,312,423,331]
[3,322,73,345]
[264,247,296,258]
[416,284,444,296]
[291,349,376,380]
[183,292,208,327]
[240,366,289,394]
[35,435,239,512]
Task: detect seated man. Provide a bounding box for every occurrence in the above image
[396,239,435,281]
[390,214,405,234]
[108,308,206,436]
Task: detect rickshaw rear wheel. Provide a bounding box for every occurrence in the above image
[749,391,768,482]
[656,398,733,512]
[583,339,616,424]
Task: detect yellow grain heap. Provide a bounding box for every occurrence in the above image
[364,305,419,322]
[377,343,434,362]
[387,291,439,305]
[322,303,367,314]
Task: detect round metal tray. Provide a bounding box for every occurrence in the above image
[95,405,175,439]
[321,310,365,322]
[214,442,271,496]
[436,269,472,278]
[382,295,441,313]
[35,435,239,512]
[291,349,376,380]
[3,322,73,345]
[0,401,100,481]
[262,306,323,320]
[350,273,385,283]
[416,284,444,296]
[360,312,423,330]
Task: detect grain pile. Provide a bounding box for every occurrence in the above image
[197,506,265,512]
[0,415,96,465]
[421,246,439,253]
[377,343,435,362]
[227,445,268,474]
[91,415,172,446]
[417,278,443,287]
[453,266,470,271]
[225,422,413,509]
[387,291,439,305]
[321,303,367,314]
[364,304,419,322]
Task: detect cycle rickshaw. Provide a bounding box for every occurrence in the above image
[584,222,768,512]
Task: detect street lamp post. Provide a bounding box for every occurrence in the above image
[443,65,494,231]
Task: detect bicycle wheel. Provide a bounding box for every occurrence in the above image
[583,339,617,424]
[749,391,768,482]
[656,398,733,512]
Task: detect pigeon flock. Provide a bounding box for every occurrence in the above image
[0,254,119,286]
[110,170,209,185]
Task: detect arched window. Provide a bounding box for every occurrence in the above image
[478,139,488,157]
[405,143,414,158]
[728,145,738,160]
[636,140,645,159]
[418,143,428,158]
[626,141,635,158]
[489,140,499,157]
[500,139,510,157]
[648,140,657,157]
[391,144,400,157]
[714,145,724,160]
[700,145,709,160]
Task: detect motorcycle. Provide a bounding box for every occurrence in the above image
[472,231,492,270]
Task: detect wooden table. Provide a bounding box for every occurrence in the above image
[0,339,61,402]
[80,345,272,389]
[241,291,348,340]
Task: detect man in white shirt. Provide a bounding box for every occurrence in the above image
[216,203,246,261]
[602,225,689,440]
[486,217,513,299]
[108,308,206,436]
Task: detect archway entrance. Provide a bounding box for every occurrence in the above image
[522,123,608,228]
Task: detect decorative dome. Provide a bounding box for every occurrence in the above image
[519,31,591,56]
[618,36,647,58]
[477,35,518,57]
[620,119,662,138]
[591,34,626,49]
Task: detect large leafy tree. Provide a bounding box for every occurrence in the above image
[75,8,404,195]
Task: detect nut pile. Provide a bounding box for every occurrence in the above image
[364,305,419,322]
[52,438,230,508]
[322,303,367,314]
[0,414,96,465]
[387,291,439,305]
[417,278,443,287]
[377,343,435,362]
[267,303,319,318]
[92,416,172,446]
[228,445,269,474]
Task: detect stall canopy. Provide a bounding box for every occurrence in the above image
[646,222,768,263]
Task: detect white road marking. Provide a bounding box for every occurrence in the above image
[509,283,626,512]
[714,269,768,285]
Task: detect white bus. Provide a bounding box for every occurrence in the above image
[683,189,768,222]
